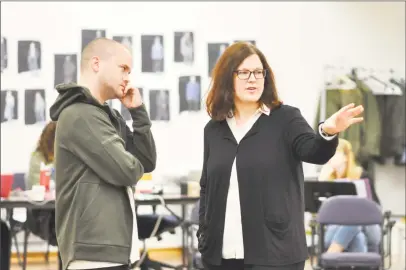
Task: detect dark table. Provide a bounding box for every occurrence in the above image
[0,194,200,270]
[0,194,199,209]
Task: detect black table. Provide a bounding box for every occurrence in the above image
[0,194,200,270]
[0,194,199,209]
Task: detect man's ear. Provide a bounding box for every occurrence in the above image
[90,56,100,72]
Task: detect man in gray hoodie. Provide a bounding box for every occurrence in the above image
[50,38,156,270]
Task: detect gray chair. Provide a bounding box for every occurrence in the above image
[311,195,395,270]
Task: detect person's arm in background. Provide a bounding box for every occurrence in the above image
[120,104,157,173]
[27,151,44,190]
[318,163,335,181]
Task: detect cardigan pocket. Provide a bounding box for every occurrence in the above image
[261,182,291,221]
[264,217,291,240]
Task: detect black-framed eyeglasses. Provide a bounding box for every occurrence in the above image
[234,69,267,80]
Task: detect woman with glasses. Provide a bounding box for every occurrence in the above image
[197,41,364,270]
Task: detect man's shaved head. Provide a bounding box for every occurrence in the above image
[78,37,133,103]
[80,38,129,72]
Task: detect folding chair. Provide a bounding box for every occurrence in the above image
[136,214,183,270]
[312,195,395,270]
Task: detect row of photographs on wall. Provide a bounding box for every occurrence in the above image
[1,89,46,125]
[1,33,255,76]
[1,76,202,125]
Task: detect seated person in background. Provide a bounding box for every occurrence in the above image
[25,121,62,269]
[318,138,381,253]
[27,121,56,189]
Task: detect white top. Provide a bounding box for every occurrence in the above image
[222,106,270,259]
[222,106,336,259]
[68,187,140,269]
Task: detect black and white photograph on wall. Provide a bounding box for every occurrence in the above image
[113,36,133,51]
[179,76,201,112]
[141,35,164,73]
[54,54,77,86]
[18,40,41,73]
[81,29,106,51]
[1,37,8,72]
[234,40,256,46]
[25,89,46,125]
[149,90,170,121]
[1,90,18,123]
[174,32,194,65]
[121,88,143,121]
[208,43,228,76]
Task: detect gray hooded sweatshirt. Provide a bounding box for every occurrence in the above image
[49,83,156,270]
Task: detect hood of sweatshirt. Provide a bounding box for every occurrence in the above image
[50,83,109,121]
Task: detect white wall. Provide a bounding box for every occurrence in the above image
[1,2,405,251]
[1,2,405,176]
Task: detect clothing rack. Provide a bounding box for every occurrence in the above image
[320,64,351,122]
[319,65,403,123]
[318,65,405,174]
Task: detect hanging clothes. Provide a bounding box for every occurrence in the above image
[352,78,382,164]
[390,78,406,147]
[315,78,382,165]
[315,87,365,161]
[372,79,405,161]
[347,78,382,182]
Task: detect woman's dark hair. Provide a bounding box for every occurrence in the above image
[36,121,57,164]
[205,42,281,121]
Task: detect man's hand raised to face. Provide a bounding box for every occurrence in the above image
[120,84,143,109]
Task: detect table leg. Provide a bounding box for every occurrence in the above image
[22,228,29,270]
[181,204,187,268]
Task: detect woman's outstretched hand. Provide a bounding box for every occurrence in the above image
[321,103,364,135]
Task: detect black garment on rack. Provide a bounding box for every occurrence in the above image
[391,79,406,165]
[390,79,406,141]
[374,80,405,161]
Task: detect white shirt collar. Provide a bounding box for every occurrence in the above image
[258,104,271,116]
[227,104,271,123]
[230,104,271,117]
